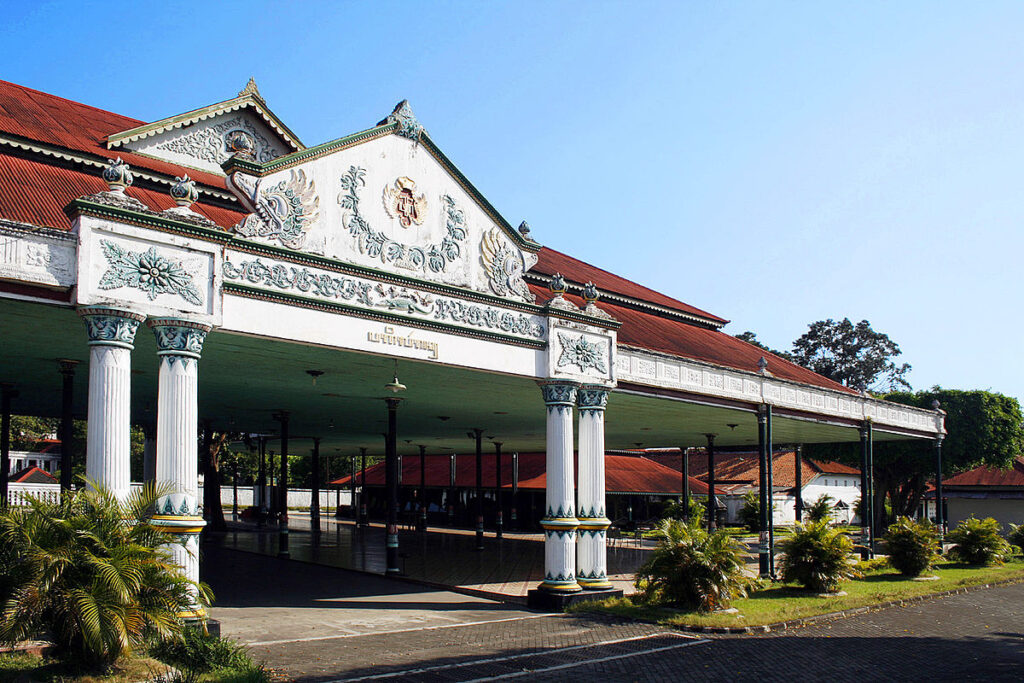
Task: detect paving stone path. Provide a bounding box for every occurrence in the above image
[205,545,1024,681]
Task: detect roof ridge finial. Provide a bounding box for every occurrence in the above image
[238,77,265,104]
[381,99,426,141]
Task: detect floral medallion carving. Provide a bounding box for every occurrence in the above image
[557,333,607,374]
[383,177,428,228]
[338,165,467,273]
[98,240,203,306]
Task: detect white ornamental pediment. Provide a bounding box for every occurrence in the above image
[225,127,538,304]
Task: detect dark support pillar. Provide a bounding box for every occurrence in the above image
[345,452,353,519]
[859,422,872,559]
[757,406,770,577]
[1,384,15,505]
[58,360,78,493]
[310,437,321,534]
[448,452,457,526]
[705,434,717,532]
[680,446,690,521]
[766,406,775,578]
[275,411,290,558]
[232,459,239,518]
[934,435,945,542]
[494,442,504,539]
[385,398,402,574]
[472,428,484,550]
[257,437,267,526]
[201,421,213,524]
[358,447,369,526]
[511,451,519,530]
[794,444,804,523]
[867,423,876,549]
[417,445,427,531]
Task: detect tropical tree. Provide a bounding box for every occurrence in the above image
[634,519,754,612]
[733,331,794,362]
[0,484,211,669]
[804,494,836,524]
[790,318,911,392]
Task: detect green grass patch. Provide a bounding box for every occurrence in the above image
[0,653,172,682]
[571,557,1024,629]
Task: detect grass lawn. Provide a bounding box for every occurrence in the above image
[0,653,172,683]
[572,556,1024,629]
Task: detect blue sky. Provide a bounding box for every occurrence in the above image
[4,1,1022,401]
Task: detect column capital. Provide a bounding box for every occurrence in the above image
[58,359,80,376]
[147,318,211,359]
[577,384,609,411]
[537,380,580,406]
[78,307,145,349]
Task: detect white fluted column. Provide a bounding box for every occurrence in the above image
[78,307,145,501]
[148,318,210,620]
[577,385,612,589]
[538,381,581,593]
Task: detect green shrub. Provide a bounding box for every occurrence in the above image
[1008,523,1024,554]
[0,484,211,670]
[883,517,940,577]
[779,520,862,593]
[662,496,706,525]
[804,494,836,524]
[738,491,762,532]
[634,518,754,612]
[947,517,1013,566]
[151,628,267,683]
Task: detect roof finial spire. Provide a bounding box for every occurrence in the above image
[238,77,265,104]
[381,100,426,140]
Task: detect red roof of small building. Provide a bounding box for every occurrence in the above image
[331,452,721,496]
[943,457,1024,488]
[10,466,58,484]
[642,449,859,490]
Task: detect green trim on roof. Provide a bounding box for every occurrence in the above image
[64,199,233,243]
[221,124,395,176]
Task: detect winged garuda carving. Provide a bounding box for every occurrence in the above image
[480,228,533,302]
[230,169,321,250]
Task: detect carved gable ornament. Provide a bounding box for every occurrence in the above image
[224,103,538,304]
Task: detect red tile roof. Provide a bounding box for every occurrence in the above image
[330,452,721,496]
[643,450,859,489]
[10,466,58,484]
[943,457,1024,488]
[534,248,727,324]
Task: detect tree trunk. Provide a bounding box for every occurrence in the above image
[203,429,230,531]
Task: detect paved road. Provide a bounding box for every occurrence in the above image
[204,545,1024,681]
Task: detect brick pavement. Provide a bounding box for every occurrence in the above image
[206,545,1024,682]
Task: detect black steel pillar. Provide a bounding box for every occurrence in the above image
[859,422,872,559]
[417,445,427,531]
[935,435,945,543]
[232,458,239,517]
[794,444,804,523]
[448,452,457,526]
[705,434,717,532]
[257,436,267,526]
[385,398,402,574]
[867,423,876,549]
[472,428,484,550]
[494,442,503,539]
[310,437,321,534]
[0,384,15,505]
[757,406,770,577]
[275,411,290,558]
[358,447,369,526]
[511,451,519,530]
[680,446,690,521]
[58,360,77,493]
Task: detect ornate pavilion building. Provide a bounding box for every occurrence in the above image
[0,79,945,614]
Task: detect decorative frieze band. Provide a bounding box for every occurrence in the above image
[616,346,944,435]
[222,252,546,343]
[0,223,76,289]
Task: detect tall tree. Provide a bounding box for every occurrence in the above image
[733,331,794,361]
[808,388,1024,527]
[791,318,911,391]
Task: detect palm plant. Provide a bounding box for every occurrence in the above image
[947,516,1013,566]
[634,518,754,612]
[0,483,212,669]
[804,494,835,524]
[883,516,940,577]
[779,520,862,593]
[1009,523,1024,555]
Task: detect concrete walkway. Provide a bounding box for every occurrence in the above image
[208,515,648,600]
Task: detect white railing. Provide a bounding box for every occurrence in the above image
[7,483,61,506]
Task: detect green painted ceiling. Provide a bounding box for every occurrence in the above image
[0,297,920,458]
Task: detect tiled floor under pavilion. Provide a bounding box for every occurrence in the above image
[207,515,650,601]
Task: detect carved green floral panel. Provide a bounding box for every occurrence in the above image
[98,240,203,306]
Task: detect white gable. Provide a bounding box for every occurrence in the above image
[226,133,538,303]
[125,110,290,175]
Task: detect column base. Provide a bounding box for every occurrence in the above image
[528,588,623,612]
[577,577,614,590]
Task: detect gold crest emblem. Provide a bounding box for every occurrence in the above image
[383,176,428,228]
